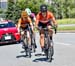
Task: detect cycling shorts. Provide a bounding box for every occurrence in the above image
[38,21,52,28]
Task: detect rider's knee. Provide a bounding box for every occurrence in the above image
[50,29,53,33]
[40,34,44,39]
[27,31,30,38]
[47,25,52,29]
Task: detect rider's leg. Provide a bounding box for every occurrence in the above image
[31,29,37,48]
[27,31,31,48]
[40,29,45,51]
[47,25,53,40]
[33,33,37,48]
[20,28,25,48]
[38,22,45,53]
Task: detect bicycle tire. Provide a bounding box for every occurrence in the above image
[31,34,36,52]
[27,35,32,58]
[51,46,54,57]
[23,35,28,56]
[28,48,31,58]
[47,36,52,62]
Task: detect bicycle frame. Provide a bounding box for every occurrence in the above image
[43,28,52,49]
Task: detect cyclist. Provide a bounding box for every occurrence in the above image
[35,4,58,54]
[17,11,33,48]
[25,8,37,49]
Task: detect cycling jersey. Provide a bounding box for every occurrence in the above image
[30,13,36,23]
[18,17,32,28]
[30,13,35,18]
[36,11,57,25]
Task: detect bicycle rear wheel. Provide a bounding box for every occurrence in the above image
[31,34,36,52]
[23,36,28,56]
[27,47,31,58]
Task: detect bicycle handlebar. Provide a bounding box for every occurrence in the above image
[37,26,57,34]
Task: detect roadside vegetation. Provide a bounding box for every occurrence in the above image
[57,18,75,31]
[57,18,75,25]
[0,0,75,23]
[58,26,75,31]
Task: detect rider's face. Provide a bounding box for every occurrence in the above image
[22,17,27,20]
[41,12,46,17]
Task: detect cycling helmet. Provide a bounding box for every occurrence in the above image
[25,8,31,16]
[40,4,47,12]
[21,11,28,18]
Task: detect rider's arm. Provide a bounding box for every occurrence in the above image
[52,17,57,26]
[49,12,58,26]
[33,17,36,25]
[17,18,21,32]
[33,16,36,22]
[35,14,40,27]
[28,17,33,30]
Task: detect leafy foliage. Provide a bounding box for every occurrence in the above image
[5,0,45,23]
[5,0,75,23]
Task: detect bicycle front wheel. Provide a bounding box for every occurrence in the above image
[47,36,53,62]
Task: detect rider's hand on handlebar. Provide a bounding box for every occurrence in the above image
[35,25,38,29]
[54,24,58,34]
[35,26,42,30]
[54,23,58,28]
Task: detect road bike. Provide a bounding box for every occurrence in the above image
[38,26,57,62]
[21,24,32,58]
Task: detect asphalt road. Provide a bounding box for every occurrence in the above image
[0,33,75,66]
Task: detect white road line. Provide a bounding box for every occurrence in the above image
[55,42,71,46]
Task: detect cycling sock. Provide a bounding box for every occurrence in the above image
[41,47,45,52]
[35,44,37,48]
[50,36,52,40]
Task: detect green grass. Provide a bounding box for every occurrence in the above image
[58,26,75,31]
[57,18,75,25]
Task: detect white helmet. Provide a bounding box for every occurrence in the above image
[25,8,31,16]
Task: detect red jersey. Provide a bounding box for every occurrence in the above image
[36,11,57,25]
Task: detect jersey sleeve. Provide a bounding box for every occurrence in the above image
[49,12,55,19]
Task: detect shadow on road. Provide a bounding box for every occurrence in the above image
[20,50,25,53]
[33,57,48,62]
[16,54,29,58]
[33,57,54,62]
[33,53,54,62]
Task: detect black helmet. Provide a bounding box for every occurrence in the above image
[40,4,47,12]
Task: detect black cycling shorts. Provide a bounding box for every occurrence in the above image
[20,24,30,31]
[38,21,52,28]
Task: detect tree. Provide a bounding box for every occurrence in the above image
[5,0,46,23]
[52,0,75,18]
[5,0,75,22]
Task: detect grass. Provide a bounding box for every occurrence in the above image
[58,26,75,31]
[57,18,75,25]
